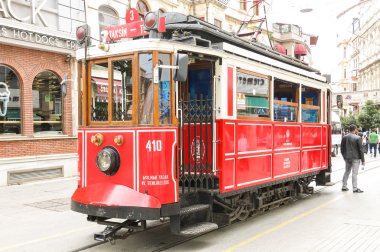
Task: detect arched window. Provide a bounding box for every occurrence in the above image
[32,71,62,134]
[0,65,21,135]
[136,0,149,19]
[98,5,119,38]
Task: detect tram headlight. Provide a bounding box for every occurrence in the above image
[96,146,120,176]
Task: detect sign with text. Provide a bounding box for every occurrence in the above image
[104,21,149,42]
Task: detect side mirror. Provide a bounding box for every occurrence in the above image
[173,53,188,82]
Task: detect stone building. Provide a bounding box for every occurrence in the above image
[0,0,83,185]
[335,0,380,116]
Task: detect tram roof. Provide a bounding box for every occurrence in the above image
[162,13,322,75]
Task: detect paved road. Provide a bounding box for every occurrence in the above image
[0,154,378,252]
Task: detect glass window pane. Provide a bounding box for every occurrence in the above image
[139,53,153,125]
[98,5,119,38]
[0,65,21,135]
[159,54,171,125]
[90,62,109,121]
[236,71,270,117]
[112,59,133,121]
[32,71,62,133]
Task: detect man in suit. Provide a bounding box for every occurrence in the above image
[341,124,365,193]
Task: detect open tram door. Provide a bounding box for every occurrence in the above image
[175,53,217,194]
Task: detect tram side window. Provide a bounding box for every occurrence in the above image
[236,70,270,118]
[273,80,298,122]
[159,53,171,125]
[90,62,109,122]
[139,53,153,125]
[301,86,320,123]
[112,59,133,121]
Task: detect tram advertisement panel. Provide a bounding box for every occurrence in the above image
[137,129,177,203]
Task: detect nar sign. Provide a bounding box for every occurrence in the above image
[0,0,50,27]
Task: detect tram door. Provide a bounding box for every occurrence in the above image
[178,60,215,193]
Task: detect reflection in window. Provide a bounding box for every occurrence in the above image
[236,71,269,118]
[274,80,298,122]
[98,5,119,38]
[301,86,320,123]
[0,65,21,135]
[90,62,109,121]
[139,54,153,124]
[112,59,133,121]
[159,54,171,124]
[32,71,62,133]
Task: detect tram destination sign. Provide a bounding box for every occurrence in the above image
[104,21,149,42]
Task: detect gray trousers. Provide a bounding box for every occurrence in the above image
[342,159,360,190]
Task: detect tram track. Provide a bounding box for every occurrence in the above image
[71,158,380,252]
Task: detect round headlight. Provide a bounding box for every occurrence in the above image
[96,146,120,176]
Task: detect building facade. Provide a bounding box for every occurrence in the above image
[0,0,318,186]
[0,0,84,185]
[334,0,380,117]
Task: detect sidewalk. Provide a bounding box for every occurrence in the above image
[0,178,98,252]
[0,155,379,252]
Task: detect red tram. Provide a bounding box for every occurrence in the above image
[71,11,332,240]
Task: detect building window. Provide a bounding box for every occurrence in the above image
[240,0,247,11]
[214,18,222,28]
[0,65,21,135]
[98,5,119,38]
[136,0,149,19]
[32,71,62,134]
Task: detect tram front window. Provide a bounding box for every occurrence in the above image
[139,53,153,125]
[90,62,109,122]
[112,59,133,121]
[159,53,172,124]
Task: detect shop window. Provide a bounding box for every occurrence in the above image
[90,62,109,121]
[32,71,62,134]
[236,70,270,118]
[274,80,298,122]
[0,65,21,135]
[98,5,119,38]
[139,53,153,125]
[301,86,320,123]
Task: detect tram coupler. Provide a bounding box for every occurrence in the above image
[94,219,147,242]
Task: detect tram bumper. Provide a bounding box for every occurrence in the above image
[71,183,161,220]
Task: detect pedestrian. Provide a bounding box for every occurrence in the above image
[369,129,378,157]
[362,132,369,154]
[341,124,365,193]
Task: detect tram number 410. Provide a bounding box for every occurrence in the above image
[146,140,162,152]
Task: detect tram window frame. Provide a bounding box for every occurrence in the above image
[236,68,271,120]
[86,51,176,127]
[88,59,110,125]
[273,80,299,122]
[301,86,321,123]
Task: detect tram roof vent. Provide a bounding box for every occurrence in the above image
[173,35,211,48]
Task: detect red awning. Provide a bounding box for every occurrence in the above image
[294,43,307,56]
[274,44,286,54]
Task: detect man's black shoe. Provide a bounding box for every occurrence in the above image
[353,189,364,193]
[341,188,349,191]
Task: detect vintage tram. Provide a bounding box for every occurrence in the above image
[71,11,332,240]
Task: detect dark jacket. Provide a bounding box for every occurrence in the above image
[341,133,365,162]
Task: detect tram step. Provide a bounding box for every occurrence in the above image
[179,222,218,236]
[180,204,210,216]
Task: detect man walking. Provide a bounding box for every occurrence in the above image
[341,124,365,193]
[369,129,378,157]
